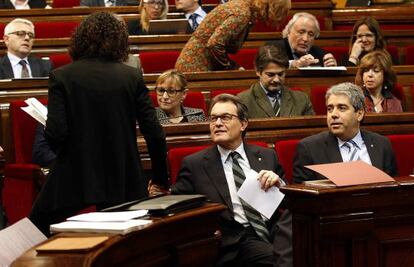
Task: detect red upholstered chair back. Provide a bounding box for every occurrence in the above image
[405,45,414,65]
[149,91,207,113]
[210,88,245,98]
[34,21,79,38]
[387,134,414,176]
[48,53,72,69]
[274,139,299,184]
[10,99,48,163]
[139,51,180,74]
[168,141,268,184]
[323,46,348,63]
[228,48,259,70]
[53,0,80,7]
[310,86,328,115]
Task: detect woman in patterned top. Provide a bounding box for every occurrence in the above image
[155,69,206,123]
[175,0,290,72]
[355,50,403,113]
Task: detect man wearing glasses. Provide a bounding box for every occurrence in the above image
[172,94,292,267]
[0,18,52,79]
[266,12,337,68]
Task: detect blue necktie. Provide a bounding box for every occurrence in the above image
[342,140,359,162]
[190,13,199,31]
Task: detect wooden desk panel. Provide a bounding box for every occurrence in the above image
[280,176,414,267]
[12,203,226,267]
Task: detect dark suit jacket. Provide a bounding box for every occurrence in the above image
[80,0,128,6]
[0,55,52,79]
[0,0,46,8]
[266,38,328,66]
[31,58,168,215]
[32,124,56,168]
[127,20,146,35]
[172,143,292,266]
[238,82,315,118]
[293,130,398,183]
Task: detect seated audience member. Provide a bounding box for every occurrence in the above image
[155,69,206,123]
[344,17,397,66]
[80,0,129,6]
[266,12,337,68]
[172,94,292,267]
[175,0,290,72]
[0,18,52,79]
[0,0,46,8]
[175,0,206,33]
[355,51,402,113]
[238,45,314,117]
[293,82,398,183]
[127,0,168,35]
[32,125,56,168]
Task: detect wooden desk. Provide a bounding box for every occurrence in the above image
[280,176,414,267]
[12,203,226,267]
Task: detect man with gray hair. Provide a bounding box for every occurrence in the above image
[293,82,398,183]
[266,12,337,68]
[0,18,52,79]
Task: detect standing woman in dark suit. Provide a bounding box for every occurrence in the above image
[30,12,169,235]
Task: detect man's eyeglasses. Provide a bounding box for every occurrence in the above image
[355,33,375,39]
[8,31,35,39]
[156,88,184,97]
[208,113,239,123]
[143,0,165,7]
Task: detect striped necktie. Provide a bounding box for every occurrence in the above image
[19,60,29,78]
[230,151,270,242]
[342,140,360,162]
[189,13,199,31]
[267,90,281,117]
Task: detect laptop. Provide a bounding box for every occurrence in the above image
[148,19,189,35]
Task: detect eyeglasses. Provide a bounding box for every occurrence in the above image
[8,31,35,39]
[143,0,165,6]
[355,33,375,39]
[156,88,184,97]
[208,113,239,123]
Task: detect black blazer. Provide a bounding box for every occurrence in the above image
[127,20,147,35]
[266,38,328,66]
[172,143,292,266]
[0,0,46,8]
[0,55,52,79]
[79,0,128,6]
[293,130,398,183]
[32,124,56,168]
[31,58,168,214]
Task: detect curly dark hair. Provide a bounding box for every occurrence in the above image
[69,12,129,62]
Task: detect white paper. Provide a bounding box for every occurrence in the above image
[67,210,148,222]
[20,97,48,126]
[237,169,285,219]
[298,66,347,71]
[0,218,47,267]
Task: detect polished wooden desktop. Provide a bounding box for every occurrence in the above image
[12,203,225,267]
[280,176,414,267]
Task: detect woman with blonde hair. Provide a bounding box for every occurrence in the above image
[128,0,169,35]
[355,50,402,113]
[175,0,291,71]
[155,69,206,123]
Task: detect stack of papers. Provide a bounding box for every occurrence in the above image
[50,210,151,235]
[21,97,48,126]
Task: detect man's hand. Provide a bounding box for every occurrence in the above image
[323,53,337,67]
[148,180,170,196]
[257,170,281,192]
[292,54,319,68]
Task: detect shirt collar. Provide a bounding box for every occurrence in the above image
[217,142,246,164]
[184,6,206,19]
[11,0,29,8]
[259,82,282,99]
[337,130,363,148]
[7,52,28,67]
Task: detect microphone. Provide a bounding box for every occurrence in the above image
[158,110,204,121]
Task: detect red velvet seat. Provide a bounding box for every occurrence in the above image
[323,46,348,63]
[310,86,329,115]
[167,141,268,185]
[387,134,414,176]
[48,53,72,69]
[210,88,245,98]
[139,51,180,74]
[405,45,414,65]
[229,48,259,70]
[2,99,47,225]
[274,139,299,184]
[149,91,207,113]
[53,0,80,7]
[34,21,80,38]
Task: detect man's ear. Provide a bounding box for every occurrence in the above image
[240,120,248,132]
[356,108,365,122]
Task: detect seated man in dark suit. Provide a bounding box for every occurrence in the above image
[238,45,314,118]
[293,82,398,183]
[175,0,206,33]
[266,12,337,68]
[0,18,52,79]
[172,94,292,267]
[80,0,128,6]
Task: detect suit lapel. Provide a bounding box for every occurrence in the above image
[325,132,343,162]
[252,83,274,117]
[1,56,14,79]
[244,144,267,172]
[279,87,292,116]
[28,57,40,77]
[203,147,234,210]
[362,131,381,168]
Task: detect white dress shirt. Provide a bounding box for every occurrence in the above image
[8,52,32,78]
[337,131,372,165]
[11,0,30,9]
[184,6,207,29]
